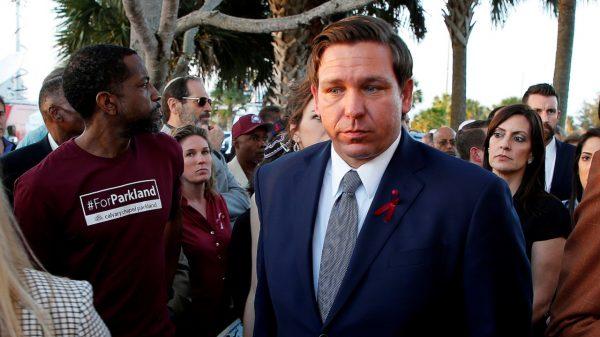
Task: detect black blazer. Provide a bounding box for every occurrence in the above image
[1,135,52,205]
[550,139,576,201]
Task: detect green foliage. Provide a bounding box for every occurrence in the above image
[55,0,130,59]
[577,95,600,130]
[360,0,426,40]
[411,93,490,132]
[492,96,521,108]
[211,85,251,128]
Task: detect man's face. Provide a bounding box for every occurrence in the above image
[312,42,413,168]
[234,128,268,165]
[181,79,212,127]
[433,127,457,156]
[0,103,6,137]
[526,94,559,143]
[117,54,161,135]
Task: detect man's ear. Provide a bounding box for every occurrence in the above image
[400,79,414,114]
[47,106,63,123]
[470,147,484,164]
[96,91,118,116]
[167,97,182,118]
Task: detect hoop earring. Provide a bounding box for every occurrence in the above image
[293,142,300,152]
[527,157,533,164]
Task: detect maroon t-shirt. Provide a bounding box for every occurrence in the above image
[14,133,183,337]
[181,193,231,336]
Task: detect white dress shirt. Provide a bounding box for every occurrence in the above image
[227,156,249,189]
[48,133,59,151]
[312,134,401,294]
[545,137,557,192]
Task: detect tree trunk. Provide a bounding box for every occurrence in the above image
[267,0,314,107]
[443,0,475,131]
[553,0,576,127]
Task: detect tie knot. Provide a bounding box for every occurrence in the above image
[340,170,361,194]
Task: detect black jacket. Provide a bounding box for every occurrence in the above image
[1,135,52,205]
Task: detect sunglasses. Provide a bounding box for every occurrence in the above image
[182,96,212,107]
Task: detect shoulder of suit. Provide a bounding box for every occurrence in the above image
[22,269,93,307]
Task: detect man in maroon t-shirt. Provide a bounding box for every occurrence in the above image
[13,45,182,337]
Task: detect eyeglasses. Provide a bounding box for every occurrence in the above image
[182,96,212,107]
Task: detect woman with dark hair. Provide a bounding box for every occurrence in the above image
[484,104,570,336]
[568,128,600,216]
[171,125,233,337]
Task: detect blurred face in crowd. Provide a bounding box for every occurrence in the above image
[488,115,533,178]
[181,135,212,185]
[44,89,85,141]
[290,98,329,149]
[433,127,457,156]
[181,79,212,127]
[0,102,5,137]
[312,42,413,168]
[578,136,600,190]
[526,94,559,144]
[118,54,161,135]
[234,128,268,165]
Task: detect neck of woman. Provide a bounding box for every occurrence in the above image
[182,180,206,202]
[494,169,525,197]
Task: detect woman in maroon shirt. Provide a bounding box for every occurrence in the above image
[173,125,233,337]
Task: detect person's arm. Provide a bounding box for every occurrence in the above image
[243,195,260,337]
[164,205,182,286]
[212,152,250,220]
[463,177,532,337]
[251,167,276,337]
[547,154,600,336]
[531,238,565,323]
[13,176,58,271]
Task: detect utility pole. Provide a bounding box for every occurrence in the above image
[13,0,28,101]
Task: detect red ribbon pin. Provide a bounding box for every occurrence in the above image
[374,189,400,222]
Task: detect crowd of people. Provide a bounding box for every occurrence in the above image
[0,14,599,337]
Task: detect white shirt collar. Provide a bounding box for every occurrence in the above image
[48,133,59,151]
[546,136,557,152]
[330,132,402,199]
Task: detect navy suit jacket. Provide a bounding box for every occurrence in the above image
[253,129,532,337]
[1,135,52,205]
[549,139,576,201]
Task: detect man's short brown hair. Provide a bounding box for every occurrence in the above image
[308,15,413,89]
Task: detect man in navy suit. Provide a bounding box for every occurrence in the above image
[1,74,83,204]
[522,83,575,201]
[253,16,532,337]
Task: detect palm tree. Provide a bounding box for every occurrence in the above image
[553,0,575,127]
[444,0,558,130]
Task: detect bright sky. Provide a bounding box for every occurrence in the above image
[0,0,599,122]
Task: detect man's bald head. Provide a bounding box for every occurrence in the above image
[433,126,457,156]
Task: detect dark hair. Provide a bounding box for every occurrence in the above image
[42,67,65,85]
[487,106,504,121]
[462,119,489,130]
[568,127,600,217]
[308,15,412,89]
[483,104,546,213]
[63,44,137,120]
[522,83,559,105]
[258,106,282,123]
[563,133,581,146]
[161,76,198,123]
[0,95,5,107]
[456,128,486,160]
[172,125,216,196]
[286,78,313,138]
[38,76,64,111]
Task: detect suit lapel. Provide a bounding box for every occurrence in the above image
[323,130,425,326]
[291,143,331,322]
[551,140,565,192]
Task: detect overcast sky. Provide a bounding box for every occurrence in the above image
[1,0,599,122]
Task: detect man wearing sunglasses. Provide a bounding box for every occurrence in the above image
[433,126,458,157]
[161,76,250,221]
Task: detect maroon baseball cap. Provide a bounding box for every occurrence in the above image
[232,114,271,139]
